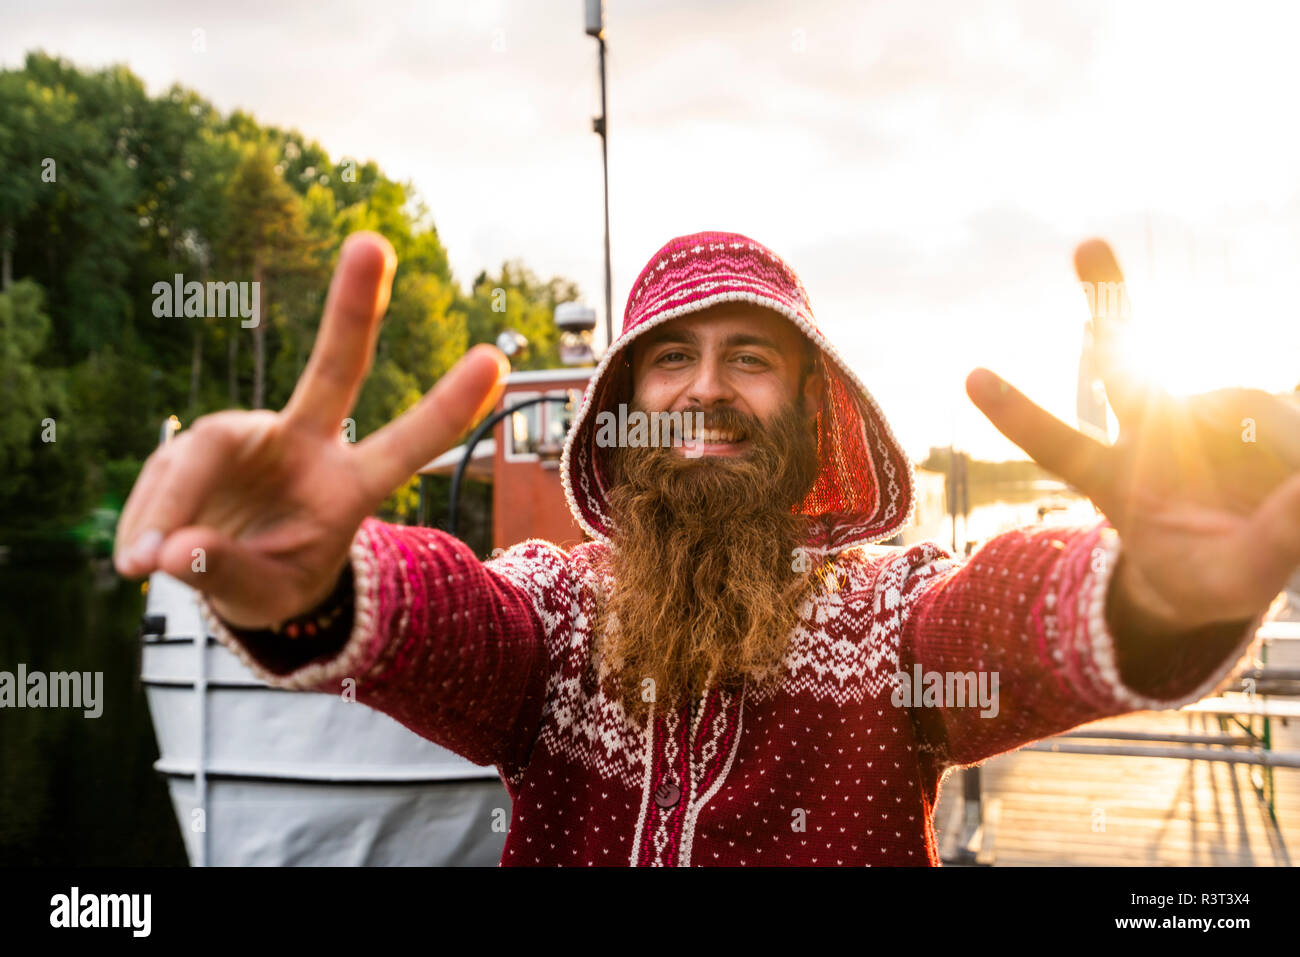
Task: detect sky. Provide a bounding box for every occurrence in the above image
[4,0,1299,461]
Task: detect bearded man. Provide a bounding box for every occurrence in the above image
[114,230,1300,866]
[593,316,823,723]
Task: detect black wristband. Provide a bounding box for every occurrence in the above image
[219,565,356,674]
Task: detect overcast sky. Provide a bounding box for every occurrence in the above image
[5,0,1299,460]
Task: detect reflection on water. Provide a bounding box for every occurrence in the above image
[902,480,1101,556]
[0,558,187,865]
[902,480,1300,622]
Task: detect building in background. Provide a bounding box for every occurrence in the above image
[421,368,594,553]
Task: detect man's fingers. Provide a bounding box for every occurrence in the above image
[354,344,510,503]
[1181,388,1300,508]
[113,427,235,578]
[1237,471,1300,599]
[115,450,173,575]
[283,231,397,436]
[156,526,302,624]
[1073,238,1164,428]
[1074,238,1123,284]
[966,367,1111,497]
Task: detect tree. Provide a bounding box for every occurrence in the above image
[462,260,582,370]
[220,142,322,408]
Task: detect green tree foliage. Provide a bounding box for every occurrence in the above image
[220,140,327,408]
[0,280,89,529]
[0,52,583,537]
[463,261,582,371]
[0,280,55,474]
[919,446,1054,485]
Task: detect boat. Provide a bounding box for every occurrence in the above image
[140,570,511,866]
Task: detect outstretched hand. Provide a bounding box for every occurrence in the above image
[113,232,511,628]
[966,239,1300,633]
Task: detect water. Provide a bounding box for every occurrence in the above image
[904,481,1100,556]
[0,557,187,865]
[960,487,1101,553]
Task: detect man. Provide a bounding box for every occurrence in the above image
[114,230,1300,866]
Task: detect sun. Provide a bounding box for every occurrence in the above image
[1087,275,1266,401]
[1121,321,1220,398]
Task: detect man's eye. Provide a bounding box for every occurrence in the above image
[657,351,688,363]
[736,354,767,366]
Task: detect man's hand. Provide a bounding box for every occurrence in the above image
[113,231,511,629]
[965,239,1300,634]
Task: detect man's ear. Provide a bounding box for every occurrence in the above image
[802,365,824,421]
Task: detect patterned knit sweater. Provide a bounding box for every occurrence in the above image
[201,516,1262,867]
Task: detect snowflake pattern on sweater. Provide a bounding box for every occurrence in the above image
[200,516,1261,867]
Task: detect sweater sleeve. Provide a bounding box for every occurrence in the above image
[889,519,1269,770]
[195,517,574,777]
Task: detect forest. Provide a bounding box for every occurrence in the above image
[0,51,581,546]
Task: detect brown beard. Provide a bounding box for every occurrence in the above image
[593,397,821,723]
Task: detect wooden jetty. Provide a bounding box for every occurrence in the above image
[934,616,1300,866]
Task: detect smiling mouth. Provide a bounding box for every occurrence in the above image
[677,421,749,445]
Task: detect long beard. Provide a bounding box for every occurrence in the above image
[594,398,821,722]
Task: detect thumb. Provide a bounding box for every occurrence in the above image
[353,344,510,503]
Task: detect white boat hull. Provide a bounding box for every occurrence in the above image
[141,572,510,866]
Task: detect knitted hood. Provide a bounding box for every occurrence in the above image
[559,231,916,555]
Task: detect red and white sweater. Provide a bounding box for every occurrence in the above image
[201,517,1261,866]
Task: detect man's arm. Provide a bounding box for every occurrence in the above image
[198,518,570,777]
[891,519,1272,771]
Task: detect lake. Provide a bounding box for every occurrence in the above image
[0,557,187,865]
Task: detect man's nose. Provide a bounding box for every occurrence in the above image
[685,357,736,407]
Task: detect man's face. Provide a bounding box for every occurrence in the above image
[627,303,823,458]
